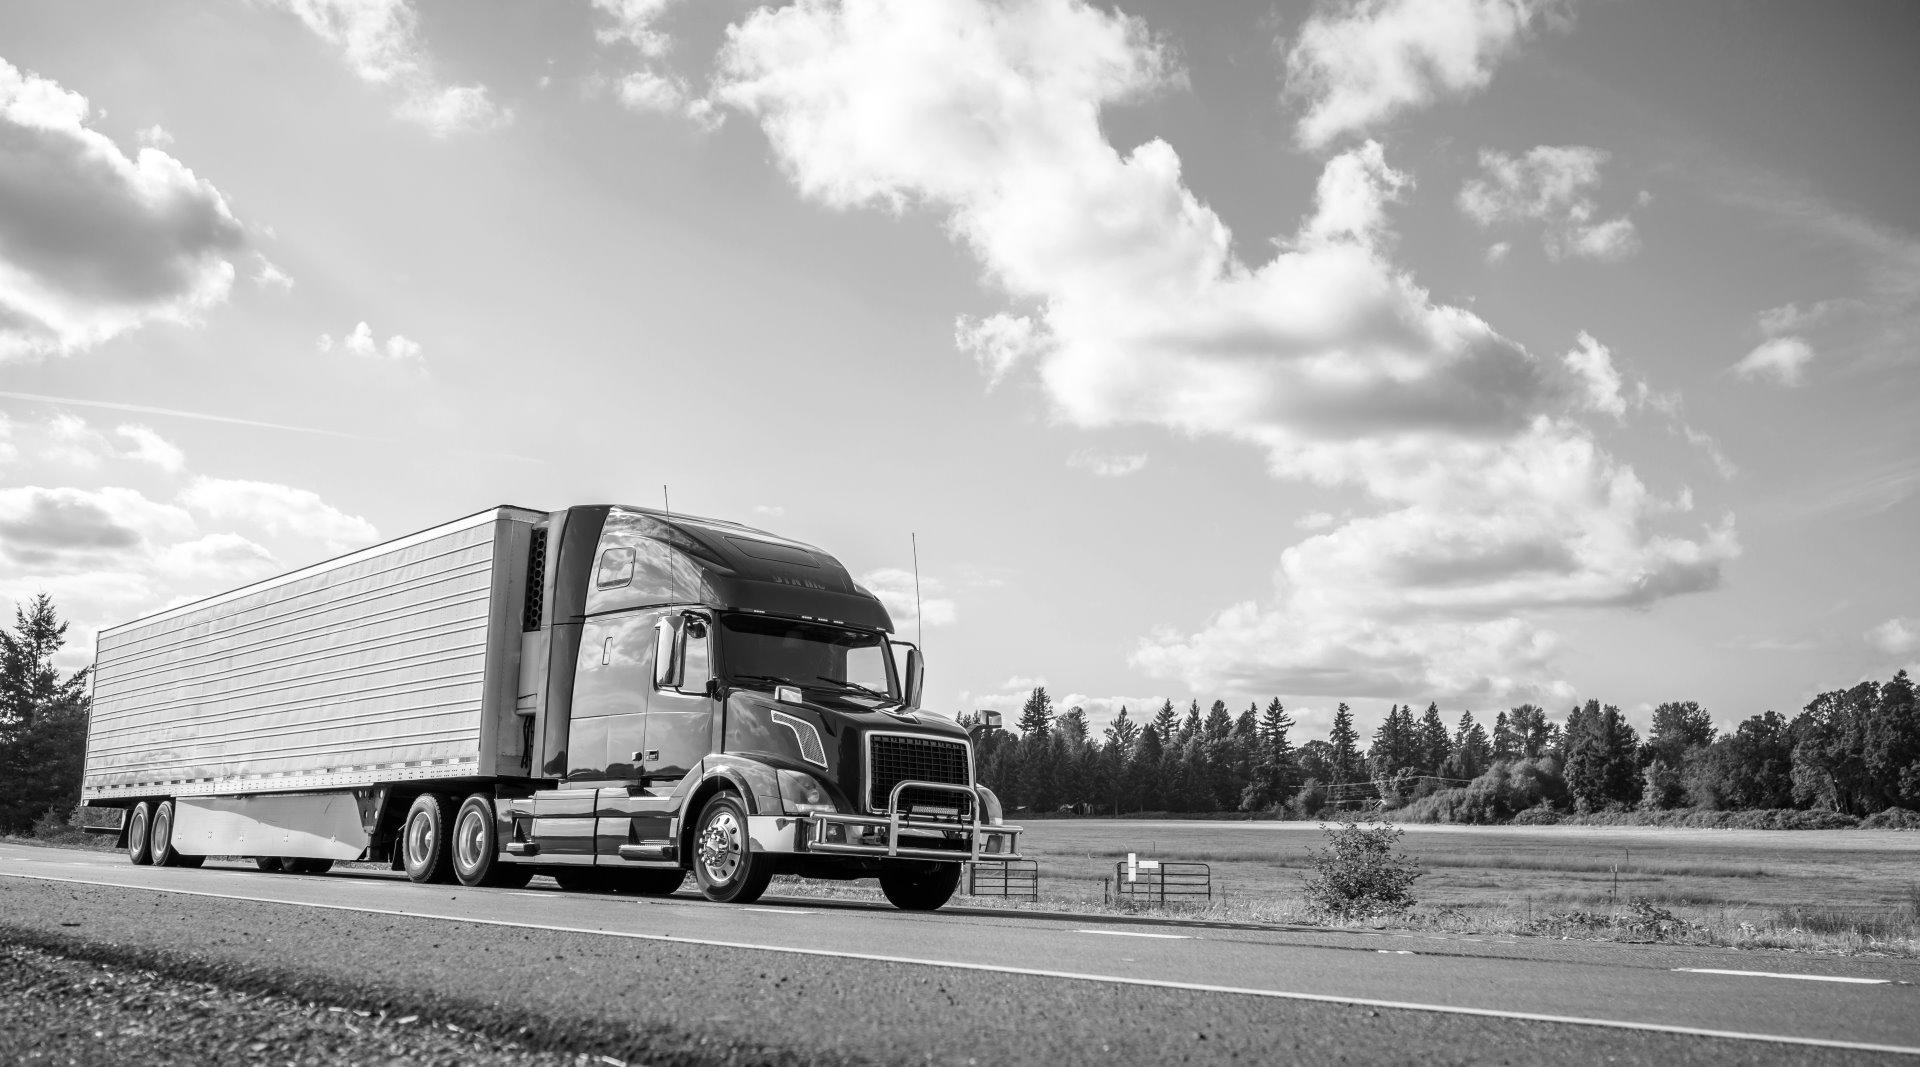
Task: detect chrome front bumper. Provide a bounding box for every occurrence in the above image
[803,781,1022,862]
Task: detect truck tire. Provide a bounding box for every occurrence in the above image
[125,802,154,866]
[149,800,179,867]
[173,854,206,869]
[614,869,686,897]
[878,861,961,911]
[691,793,773,904]
[254,857,283,873]
[401,793,458,884]
[285,859,333,875]
[451,793,525,888]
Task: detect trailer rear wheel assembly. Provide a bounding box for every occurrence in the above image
[148,800,180,867]
[125,802,153,865]
[692,793,772,904]
[402,793,458,884]
[254,857,282,872]
[283,858,333,874]
[878,861,961,911]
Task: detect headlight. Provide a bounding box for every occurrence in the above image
[776,769,837,815]
[974,785,1004,826]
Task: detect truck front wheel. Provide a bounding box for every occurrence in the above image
[125,802,153,865]
[691,793,773,904]
[878,861,961,911]
[401,793,458,884]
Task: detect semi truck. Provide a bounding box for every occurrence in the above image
[81,504,1019,910]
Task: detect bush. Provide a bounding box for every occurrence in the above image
[1302,821,1423,920]
[1285,779,1329,821]
[1557,807,1858,830]
[1508,802,1562,825]
[28,806,92,846]
[1860,807,1920,830]
[1397,758,1567,824]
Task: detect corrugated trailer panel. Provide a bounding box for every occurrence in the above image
[83,506,543,800]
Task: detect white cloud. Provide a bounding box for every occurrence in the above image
[179,477,378,551]
[1459,145,1640,262]
[1868,617,1918,657]
[954,312,1046,387]
[858,566,957,630]
[1295,511,1337,531]
[114,424,186,473]
[1484,240,1511,264]
[1067,448,1147,477]
[751,504,785,518]
[136,124,173,148]
[1283,0,1567,150]
[0,59,246,360]
[717,0,1733,702]
[266,0,509,136]
[0,485,195,568]
[321,321,425,364]
[253,258,295,291]
[1733,336,1814,386]
[1563,331,1625,417]
[154,532,278,582]
[593,0,721,128]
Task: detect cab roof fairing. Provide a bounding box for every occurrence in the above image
[590,506,896,633]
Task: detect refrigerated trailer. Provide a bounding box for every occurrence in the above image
[82,504,1019,909]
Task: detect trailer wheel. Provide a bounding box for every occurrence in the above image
[878,861,961,911]
[285,859,333,875]
[691,793,773,904]
[451,794,524,888]
[125,802,153,866]
[401,793,458,884]
[254,857,283,873]
[173,854,205,869]
[614,869,686,897]
[149,800,179,867]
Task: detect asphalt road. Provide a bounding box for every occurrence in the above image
[3,841,1916,1065]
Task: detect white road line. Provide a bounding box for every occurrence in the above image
[1674,968,1892,985]
[5,870,1918,1058]
[740,907,815,915]
[1075,929,1192,940]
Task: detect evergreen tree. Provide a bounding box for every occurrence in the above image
[1104,706,1139,752]
[1509,704,1551,758]
[1176,700,1202,746]
[1016,686,1055,738]
[1328,703,1361,783]
[1368,704,1408,779]
[1490,709,1517,763]
[1132,725,1166,811]
[1058,705,1089,746]
[1150,699,1177,744]
[0,594,93,835]
[1563,701,1641,811]
[1233,703,1259,743]
[1203,699,1233,744]
[1416,702,1450,775]
[1445,710,1491,780]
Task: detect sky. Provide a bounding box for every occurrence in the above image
[2,0,1917,746]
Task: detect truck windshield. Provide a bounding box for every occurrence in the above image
[718,614,895,700]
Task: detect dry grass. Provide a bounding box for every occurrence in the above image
[798,819,1920,956]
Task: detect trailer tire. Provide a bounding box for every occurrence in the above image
[878,861,960,911]
[125,802,154,866]
[614,869,686,897]
[149,800,179,867]
[691,793,773,905]
[402,793,458,884]
[286,858,333,875]
[173,854,205,869]
[451,794,522,888]
[254,857,283,873]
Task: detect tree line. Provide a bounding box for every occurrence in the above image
[0,595,91,835]
[970,677,1920,822]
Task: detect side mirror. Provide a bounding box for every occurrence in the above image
[903,646,924,710]
[653,618,679,688]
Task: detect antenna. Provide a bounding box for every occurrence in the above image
[911,531,923,648]
[662,484,670,514]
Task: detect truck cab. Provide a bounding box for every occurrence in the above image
[494,505,1020,908]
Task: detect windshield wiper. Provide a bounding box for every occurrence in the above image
[729,673,800,690]
[814,675,893,702]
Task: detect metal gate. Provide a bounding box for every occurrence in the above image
[1112,860,1211,906]
[968,859,1039,901]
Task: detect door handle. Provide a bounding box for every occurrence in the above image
[601,635,613,665]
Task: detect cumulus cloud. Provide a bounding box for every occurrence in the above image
[1283,0,1568,150]
[593,0,721,127]
[115,425,187,473]
[266,0,509,135]
[954,312,1046,387]
[716,0,1732,702]
[1868,617,1918,657]
[179,477,378,551]
[858,566,957,630]
[1459,145,1640,261]
[154,532,278,582]
[253,258,296,292]
[0,486,194,568]
[1067,448,1147,477]
[1733,336,1815,386]
[319,321,425,364]
[0,59,246,360]
[1563,331,1626,417]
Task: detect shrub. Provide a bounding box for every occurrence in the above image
[1557,808,1858,830]
[1397,758,1568,824]
[29,806,92,846]
[1509,802,1562,825]
[1302,821,1423,920]
[1285,779,1329,821]
[1860,807,1920,830]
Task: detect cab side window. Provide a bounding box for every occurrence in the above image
[680,616,711,691]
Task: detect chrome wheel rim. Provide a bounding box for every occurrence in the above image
[454,809,485,872]
[406,810,435,868]
[127,807,148,858]
[698,809,743,884]
[152,806,171,855]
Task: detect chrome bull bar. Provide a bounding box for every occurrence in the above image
[805,780,1022,862]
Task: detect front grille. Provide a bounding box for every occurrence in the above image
[867,734,970,814]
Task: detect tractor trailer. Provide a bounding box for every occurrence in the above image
[81,504,1019,910]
